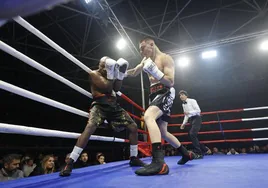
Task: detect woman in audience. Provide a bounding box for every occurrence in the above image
[29,155,55,176]
[94,153,106,165]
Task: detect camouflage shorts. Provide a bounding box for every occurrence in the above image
[88,103,135,132]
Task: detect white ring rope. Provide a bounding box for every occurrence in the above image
[244,106,268,111]
[0,123,126,143]
[13,17,123,97]
[242,117,268,122]
[0,40,92,98]
[253,138,268,141]
[0,17,138,143]
[13,16,91,73]
[0,80,89,118]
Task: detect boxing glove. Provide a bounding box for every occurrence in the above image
[143,58,164,80]
[105,58,117,80]
[115,58,129,80]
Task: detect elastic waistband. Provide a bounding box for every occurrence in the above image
[93,93,116,100]
[150,83,170,94]
[189,115,201,119]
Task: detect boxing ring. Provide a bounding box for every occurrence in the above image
[0,154,267,188]
[1,14,268,188]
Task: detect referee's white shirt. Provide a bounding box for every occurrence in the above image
[182,98,201,125]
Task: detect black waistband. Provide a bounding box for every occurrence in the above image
[92,94,117,106]
[149,83,170,94]
[93,93,116,100]
[189,115,201,119]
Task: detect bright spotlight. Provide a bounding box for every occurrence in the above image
[201,50,217,59]
[85,0,92,4]
[177,57,190,67]
[116,38,127,50]
[260,40,268,51]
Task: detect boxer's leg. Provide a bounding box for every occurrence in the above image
[110,107,146,167]
[60,105,105,176]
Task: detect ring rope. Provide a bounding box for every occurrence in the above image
[13,16,146,112]
[2,16,146,113]
[0,80,89,117]
[168,116,268,127]
[0,123,149,145]
[173,127,268,136]
[0,80,144,124]
[0,123,125,142]
[171,106,268,118]
[0,40,92,98]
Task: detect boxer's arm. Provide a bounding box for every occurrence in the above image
[113,80,122,92]
[126,57,146,77]
[88,71,94,80]
[160,55,175,87]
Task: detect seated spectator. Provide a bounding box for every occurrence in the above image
[29,155,55,176]
[53,155,60,171]
[165,150,170,156]
[59,153,70,171]
[261,145,268,153]
[248,147,255,153]
[170,149,176,156]
[220,149,226,154]
[0,154,24,182]
[34,153,44,166]
[20,155,30,169]
[75,152,90,168]
[212,147,224,155]
[22,158,36,177]
[227,148,239,155]
[205,147,212,155]
[240,148,247,154]
[253,145,261,153]
[0,158,3,169]
[94,153,106,165]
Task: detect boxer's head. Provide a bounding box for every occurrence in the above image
[98,56,110,76]
[139,37,155,58]
[99,56,108,70]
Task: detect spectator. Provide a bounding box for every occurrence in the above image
[75,152,90,168]
[0,154,24,182]
[0,158,3,169]
[170,149,176,156]
[212,147,224,155]
[205,147,212,155]
[240,148,247,154]
[29,155,55,176]
[94,153,106,165]
[261,145,268,153]
[22,158,36,177]
[59,153,70,171]
[53,155,60,171]
[253,145,261,153]
[227,148,239,155]
[248,147,255,153]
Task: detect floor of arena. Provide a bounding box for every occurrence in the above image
[1,154,267,188]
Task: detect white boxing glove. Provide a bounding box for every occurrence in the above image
[143,58,164,80]
[115,58,129,80]
[105,58,117,80]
